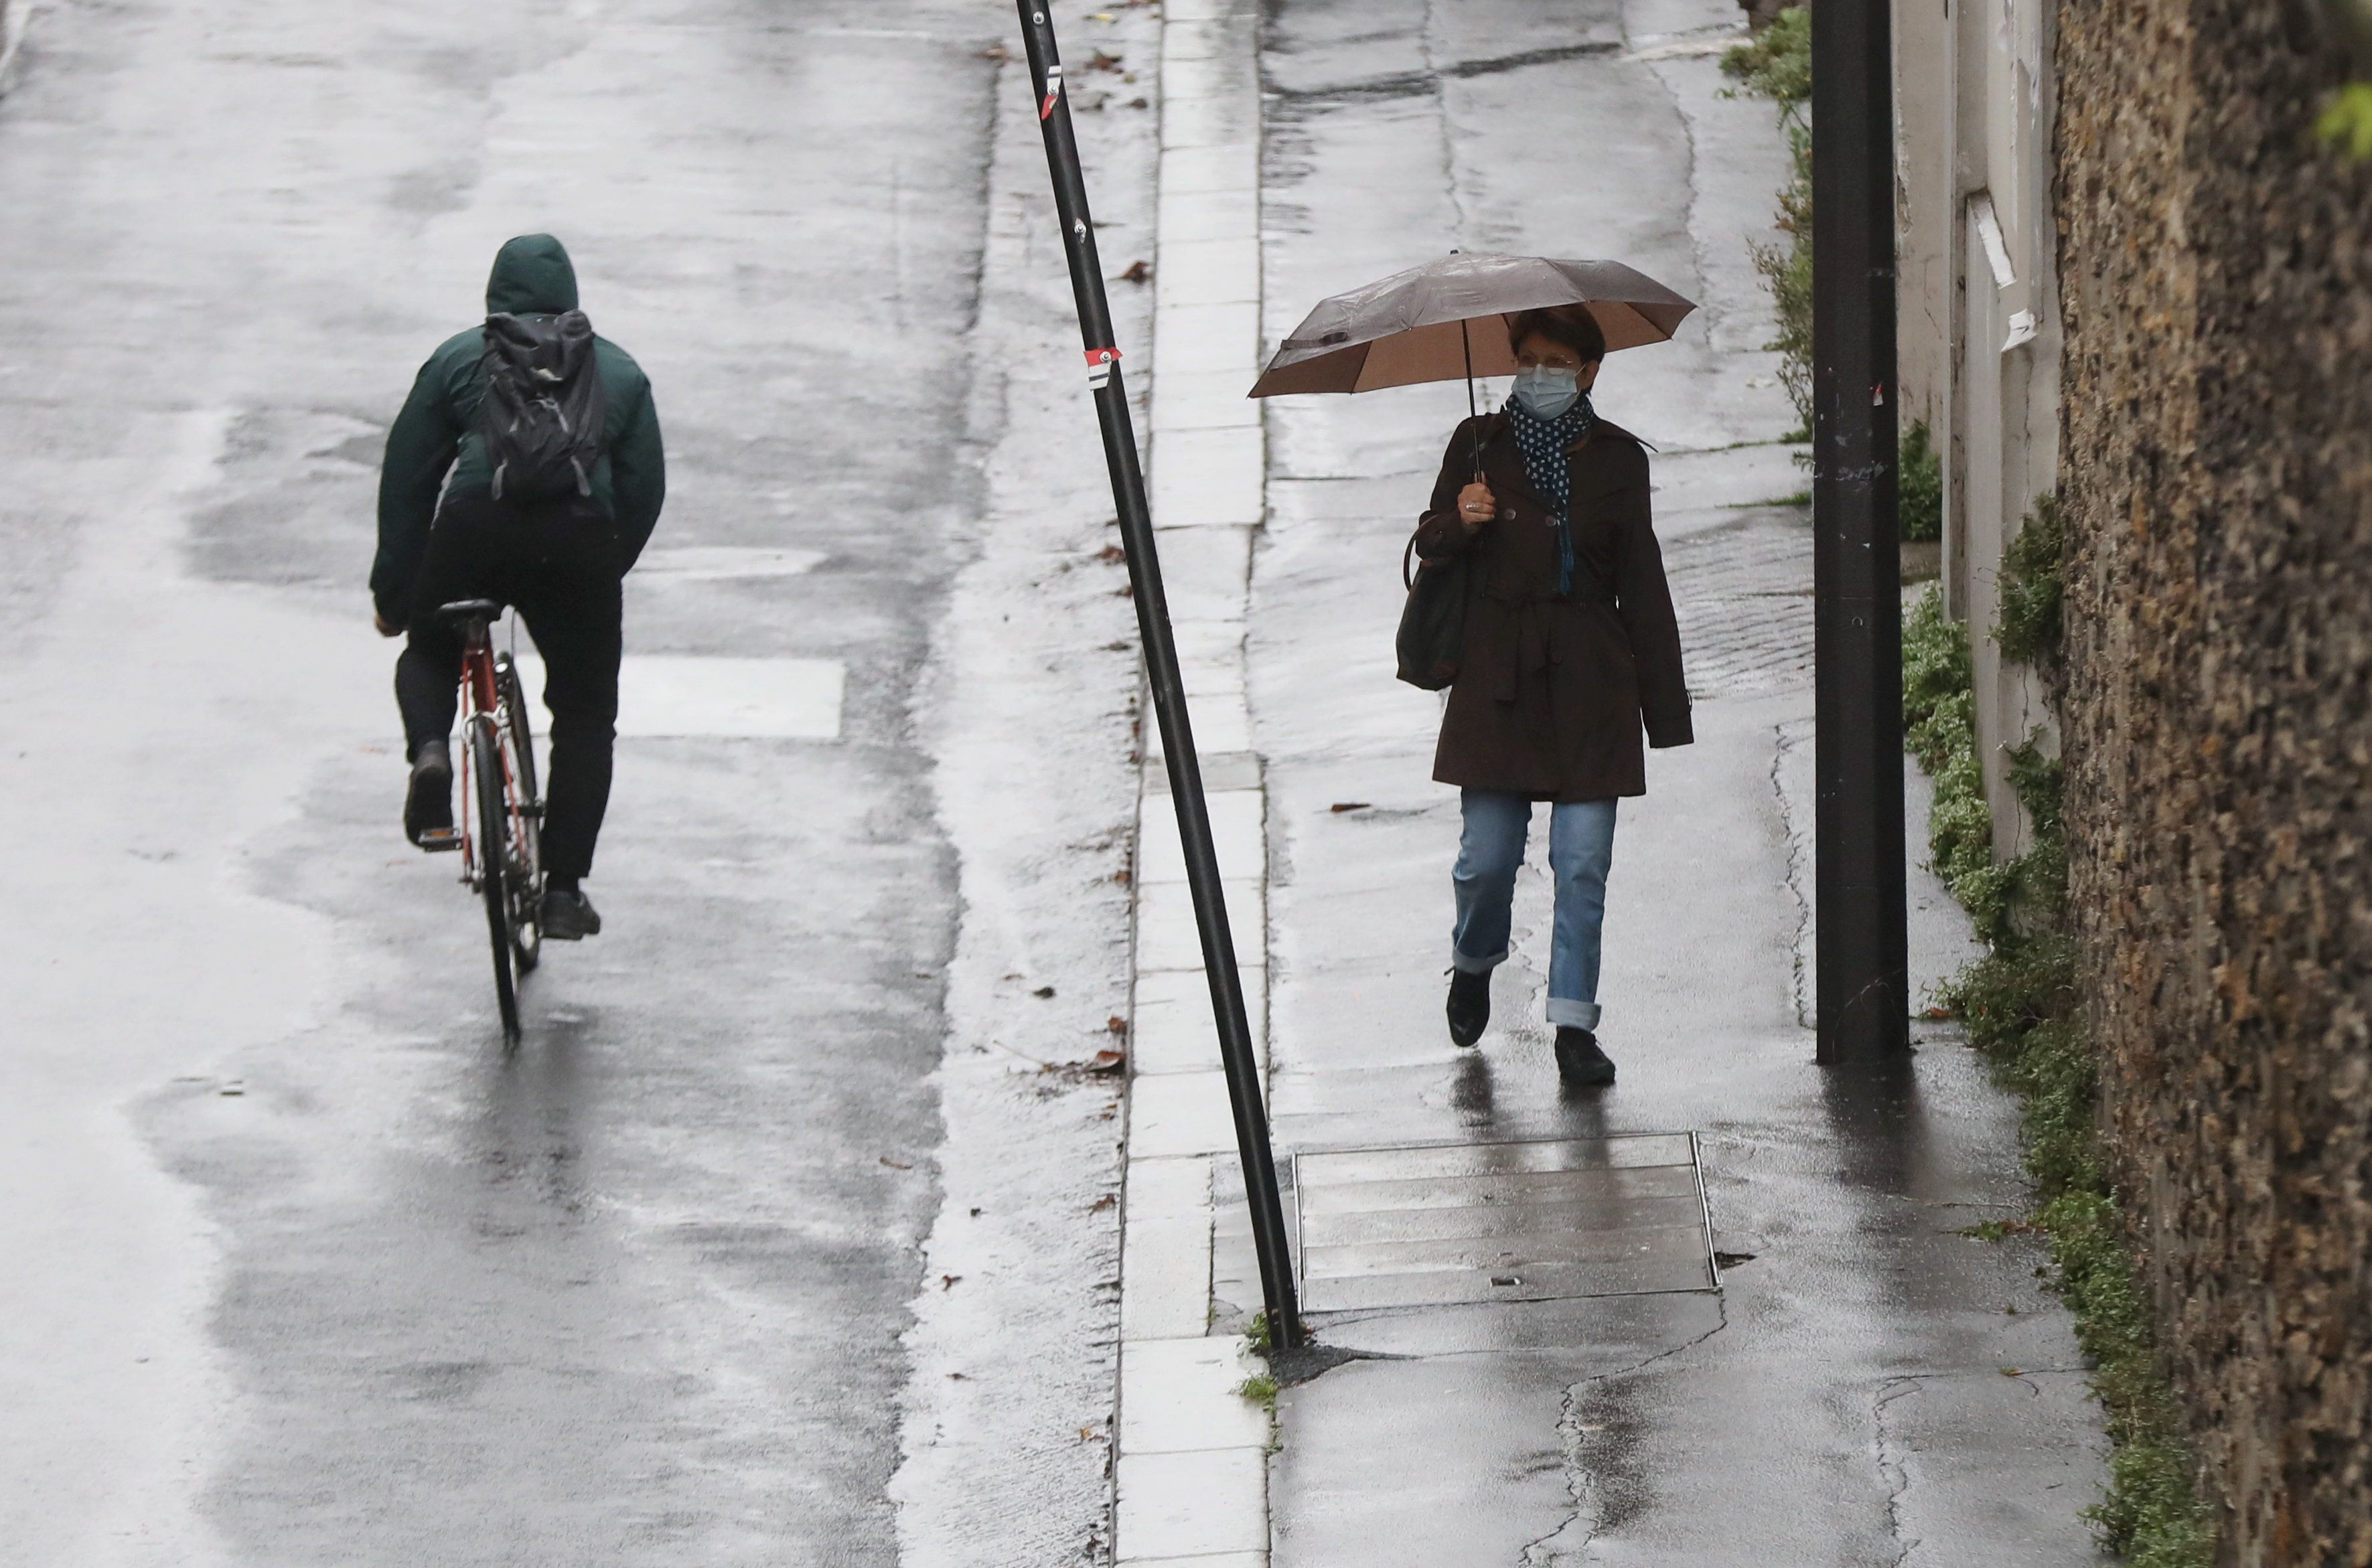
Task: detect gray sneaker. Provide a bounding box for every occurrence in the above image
[541,886,602,941]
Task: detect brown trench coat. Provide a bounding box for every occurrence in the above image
[1411,412,1693,801]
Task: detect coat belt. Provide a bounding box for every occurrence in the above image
[1487,596,1613,705]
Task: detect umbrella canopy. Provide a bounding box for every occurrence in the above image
[1249,252,1696,397]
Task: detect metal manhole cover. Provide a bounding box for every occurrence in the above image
[1289,1133,1718,1312]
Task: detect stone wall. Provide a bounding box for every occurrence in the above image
[2055,1,2372,1561]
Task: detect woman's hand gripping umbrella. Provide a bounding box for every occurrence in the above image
[1248,252,1698,1087]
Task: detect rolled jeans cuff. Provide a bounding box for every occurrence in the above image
[1546,997,1603,1031]
[1451,945,1507,975]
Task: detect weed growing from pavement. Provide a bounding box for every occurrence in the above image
[1236,1373,1278,1413]
[1904,584,2215,1565]
[1244,1310,1273,1354]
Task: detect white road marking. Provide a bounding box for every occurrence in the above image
[631,546,826,580]
[509,651,845,740]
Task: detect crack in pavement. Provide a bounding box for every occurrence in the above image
[1623,0,1722,345]
[1420,0,1479,252]
[1772,718,1815,1029]
[1875,1376,1925,1568]
[1519,1300,1731,1566]
[1870,1366,2098,1567]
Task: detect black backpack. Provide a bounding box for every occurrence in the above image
[477,311,606,501]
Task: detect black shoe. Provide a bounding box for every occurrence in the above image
[1554,1026,1615,1086]
[1447,969,1491,1047]
[541,886,601,941]
[404,740,453,845]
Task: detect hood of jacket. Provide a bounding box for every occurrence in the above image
[485,234,580,316]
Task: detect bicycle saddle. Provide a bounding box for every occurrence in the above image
[433,598,503,627]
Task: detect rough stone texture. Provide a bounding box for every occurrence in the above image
[2055,2,2372,1563]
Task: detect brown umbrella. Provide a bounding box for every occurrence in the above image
[1248,252,1696,398]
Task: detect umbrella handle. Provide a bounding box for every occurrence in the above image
[1461,317,1484,481]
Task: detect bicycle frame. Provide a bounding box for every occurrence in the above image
[443,607,544,1040]
[454,623,505,889]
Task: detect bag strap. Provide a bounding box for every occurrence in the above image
[1403,532,1418,592]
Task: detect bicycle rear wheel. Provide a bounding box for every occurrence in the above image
[470,715,520,1040]
[495,653,543,975]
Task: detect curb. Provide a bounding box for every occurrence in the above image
[1114,0,1274,1561]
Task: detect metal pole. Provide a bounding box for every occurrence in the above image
[1811,0,1909,1061]
[1013,1,1305,1347]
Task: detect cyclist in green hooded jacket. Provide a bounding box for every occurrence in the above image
[370,234,665,941]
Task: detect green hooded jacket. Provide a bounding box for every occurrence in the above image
[370,234,666,619]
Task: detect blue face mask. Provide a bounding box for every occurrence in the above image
[1509,365,1582,420]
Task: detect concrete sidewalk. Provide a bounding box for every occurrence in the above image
[1108,0,2116,1562]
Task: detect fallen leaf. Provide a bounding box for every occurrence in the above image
[980,43,1009,60]
[1034,985,1057,998]
[880,1156,914,1170]
[1090,1193,1117,1210]
[1088,48,1124,71]
[1112,868,1132,884]
[1329,801,1372,813]
[942,1274,963,1289]
[1106,1016,1128,1035]
[1118,259,1152,285]
[948,1370,969,1379]
[1088,1048,1126,1073]
[1097,544,1127,564]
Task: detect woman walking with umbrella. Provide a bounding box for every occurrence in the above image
[1254,256,1696,1086]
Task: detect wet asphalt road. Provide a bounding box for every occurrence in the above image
[0,3,1043,1562]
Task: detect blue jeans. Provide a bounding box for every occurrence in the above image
[1451,790,1619,1031]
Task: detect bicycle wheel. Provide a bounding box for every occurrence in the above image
[495,653,543,974]
[470,715,520,1040]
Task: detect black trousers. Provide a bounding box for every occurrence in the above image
[395,494,623,882]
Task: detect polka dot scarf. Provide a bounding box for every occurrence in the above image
[1507,394,1595,597]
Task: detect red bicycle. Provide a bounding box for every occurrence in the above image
[416,598,542,1038]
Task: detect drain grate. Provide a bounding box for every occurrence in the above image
[1289,1133,1718,1312]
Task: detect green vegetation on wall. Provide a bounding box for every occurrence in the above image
[2319,83,2372,158]
[1996,496,2066,665]
[1899,421,1943,542]
[1903,542,2215,1564]
[1721,9,1812,438]
[2316,0,2372,159]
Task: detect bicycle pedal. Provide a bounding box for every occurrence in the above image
[416,828,465,854]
